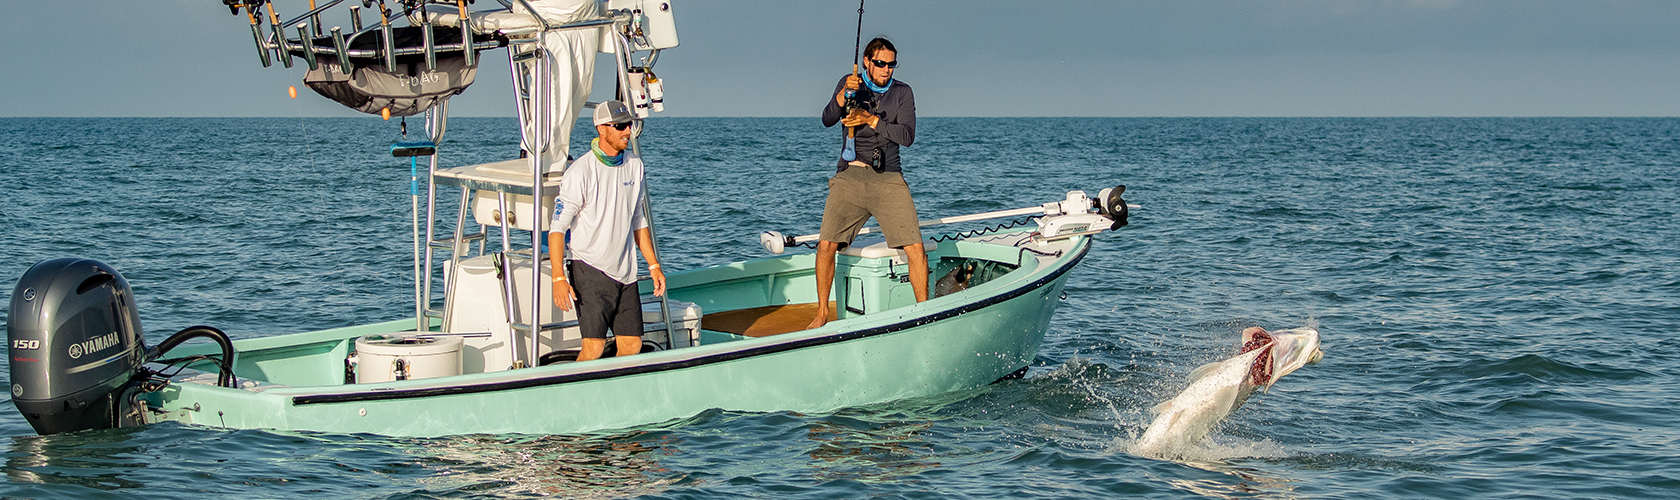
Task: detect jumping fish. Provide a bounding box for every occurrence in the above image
[1133,327,1324,458]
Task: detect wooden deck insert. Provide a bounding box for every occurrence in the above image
[701,302,835,338]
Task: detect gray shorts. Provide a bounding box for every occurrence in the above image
[818,163,923,248]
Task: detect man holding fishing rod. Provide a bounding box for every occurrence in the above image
[808,35,922,330]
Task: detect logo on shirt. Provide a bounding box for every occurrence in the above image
[623,181,634,186]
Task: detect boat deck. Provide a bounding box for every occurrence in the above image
[701,302,836,338]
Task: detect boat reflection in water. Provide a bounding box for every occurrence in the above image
[805,416,942,484]
[5,432,147,491]
[414,432,685,496]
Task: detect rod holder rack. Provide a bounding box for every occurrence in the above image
[238,10,623,73]
[296,23,319,70]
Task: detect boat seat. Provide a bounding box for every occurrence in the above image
[838,239,937,260]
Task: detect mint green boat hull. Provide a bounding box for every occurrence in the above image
[142,233,1089,437]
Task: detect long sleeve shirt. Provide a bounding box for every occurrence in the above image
[822,75,916,172]
[548,151,649,284]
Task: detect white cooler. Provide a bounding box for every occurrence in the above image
[643,299,702,348]
[355,335,464,383]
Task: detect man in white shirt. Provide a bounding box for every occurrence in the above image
[548,100,666,361]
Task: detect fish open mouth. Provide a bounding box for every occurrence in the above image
[1263,328,1323,386]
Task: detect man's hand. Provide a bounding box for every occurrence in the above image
[842,108,878,128]
[552,278,575,310]
[650,267,667,297]
[836,74,863,106]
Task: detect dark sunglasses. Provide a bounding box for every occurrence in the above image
[869,58,898,69]
[608,122,632,130]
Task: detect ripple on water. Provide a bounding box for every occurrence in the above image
[1448,353,1654,383]
[3,117,1679,498]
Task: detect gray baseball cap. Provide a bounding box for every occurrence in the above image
[593,100,634,126]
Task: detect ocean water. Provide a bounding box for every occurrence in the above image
[1,116,1677,498]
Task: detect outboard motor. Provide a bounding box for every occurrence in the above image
[8,258,147,435]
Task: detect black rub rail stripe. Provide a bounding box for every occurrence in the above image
[292,242,1089,406]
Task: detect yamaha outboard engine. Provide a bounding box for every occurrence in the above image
[8,258,147,435]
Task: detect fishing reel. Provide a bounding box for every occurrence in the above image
[843,87,869,112]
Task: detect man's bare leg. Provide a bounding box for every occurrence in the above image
[614,335,641,357]
[807,240,840,330]
[902,242,929,302]
[577,337,607,362]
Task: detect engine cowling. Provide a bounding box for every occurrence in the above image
[8,258,147,435]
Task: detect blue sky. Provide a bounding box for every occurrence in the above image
[1,0,1674,117]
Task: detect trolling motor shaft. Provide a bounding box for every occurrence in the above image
[758,185,1133,254]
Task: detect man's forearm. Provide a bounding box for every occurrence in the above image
[634,227,659,266]
[548,232,567,280]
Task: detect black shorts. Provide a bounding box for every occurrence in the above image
[569,261,643,340]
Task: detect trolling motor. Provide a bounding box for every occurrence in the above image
[8,258,237,435]
[1034,186,1129,240]
[759,184,1132,254]
[1097,185,1129,230]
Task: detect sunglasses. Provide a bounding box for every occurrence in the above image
[608,122,632,131]
[869,58,898,69]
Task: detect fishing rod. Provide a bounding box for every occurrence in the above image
[841,0,864,162]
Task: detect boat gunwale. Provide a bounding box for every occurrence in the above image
[285,237,1090,406]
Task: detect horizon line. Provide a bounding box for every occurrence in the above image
[3,115,1674,119]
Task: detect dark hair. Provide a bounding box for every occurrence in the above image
[863,37,896,60]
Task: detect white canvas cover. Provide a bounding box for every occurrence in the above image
[518,0,603,172]
[410,0,606,170]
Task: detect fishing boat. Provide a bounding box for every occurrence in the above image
[6,0,1131,437]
